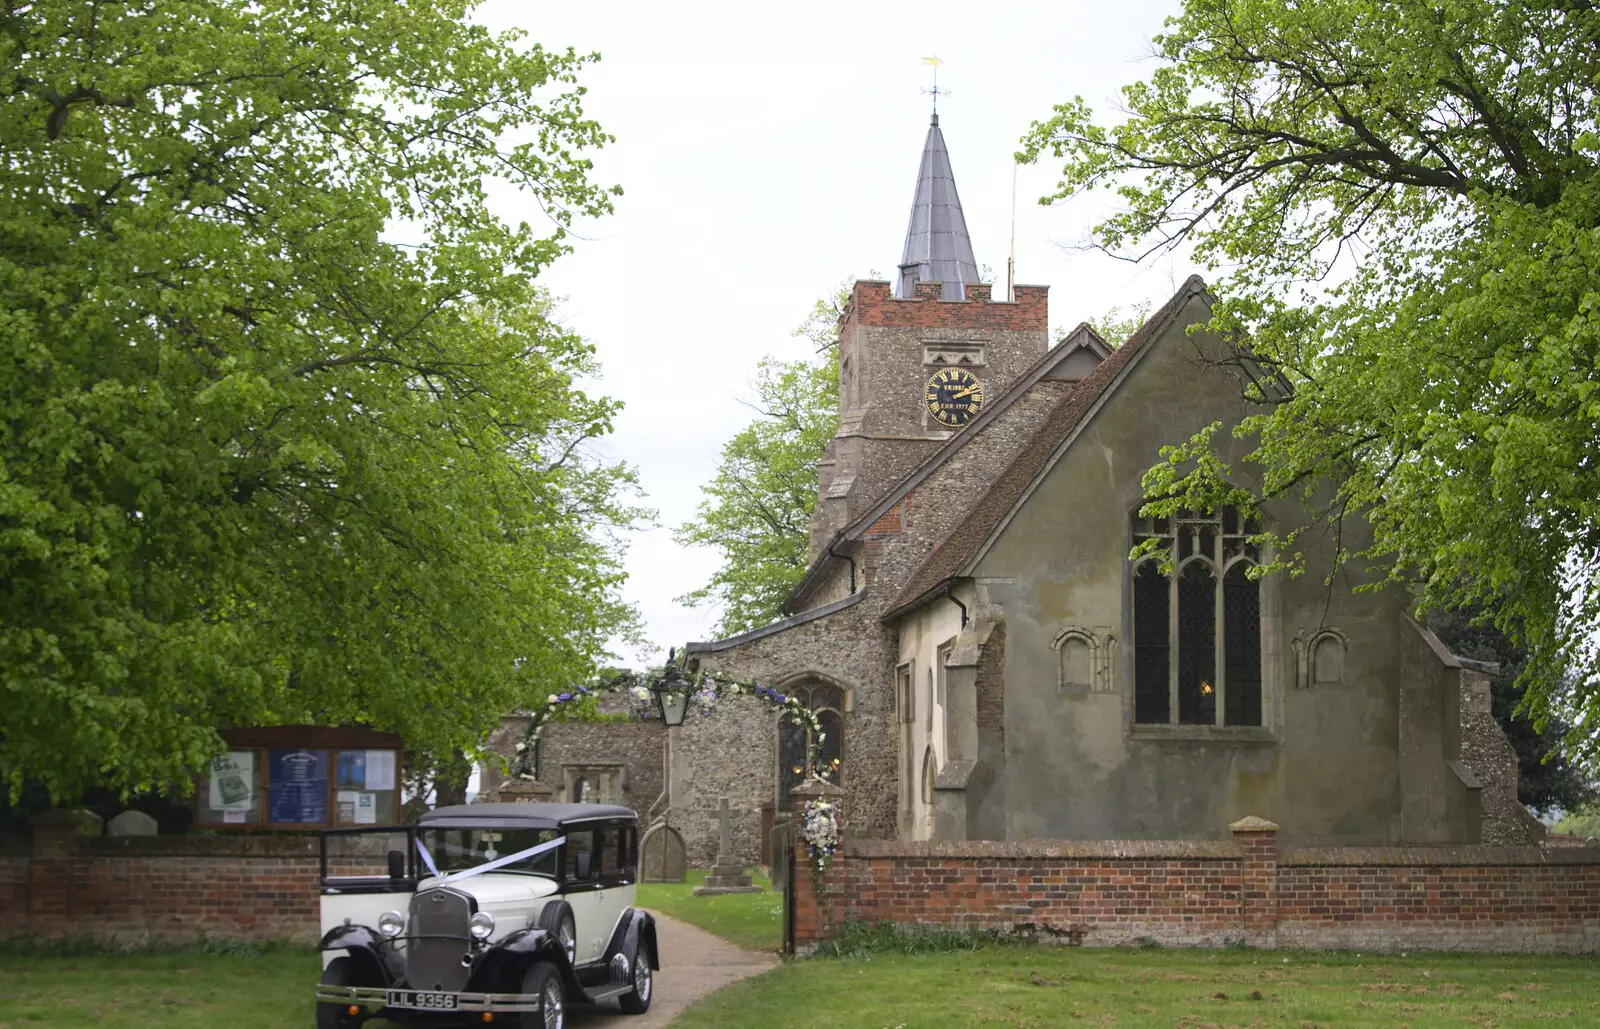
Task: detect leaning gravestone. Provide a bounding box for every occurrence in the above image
[107,810,159,837]
[694,798,762,895]
[639,823,687,883]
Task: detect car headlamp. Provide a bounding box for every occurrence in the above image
[469,911,495,941]
[378,910,405,938]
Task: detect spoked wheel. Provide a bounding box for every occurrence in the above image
[618,941,653,1015]
[519,961,565,1029]
[315,956,362,1029]
[537,901,578,966]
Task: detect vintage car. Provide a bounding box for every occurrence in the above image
[314,802,658,1029]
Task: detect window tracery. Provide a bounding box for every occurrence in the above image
[1131,507,1263,726]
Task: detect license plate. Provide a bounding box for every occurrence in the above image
[386,989,459,1010]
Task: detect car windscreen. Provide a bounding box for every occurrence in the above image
[417,827,561,877]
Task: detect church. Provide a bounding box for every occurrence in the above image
[484,114,1534,867]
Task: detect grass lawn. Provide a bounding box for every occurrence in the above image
[635,867,782,952]
[673,944,1600,1028]
[0,949,323,1028]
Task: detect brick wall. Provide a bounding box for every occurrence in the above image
[791,817,1600,954]
[0,826,365,942]
[844,280,1048,332]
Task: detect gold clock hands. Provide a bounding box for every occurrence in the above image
[951,384,982,399]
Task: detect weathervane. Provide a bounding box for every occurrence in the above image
[921,55,947,116]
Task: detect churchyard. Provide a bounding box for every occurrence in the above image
[5,916,1600,1028]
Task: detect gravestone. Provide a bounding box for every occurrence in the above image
[694,798,762,895]
[639,823,687,883]
[107,810,158,837]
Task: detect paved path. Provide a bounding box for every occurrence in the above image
[570,911,780,1029]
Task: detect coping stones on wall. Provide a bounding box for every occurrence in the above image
[107,810,159,837]
[639,823,687,883]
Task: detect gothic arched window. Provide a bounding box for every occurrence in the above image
[776,682,846,810]
[1132,507,1262,726]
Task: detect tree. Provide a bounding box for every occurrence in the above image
[1021,0,1600,759]
[675,278,868,636]
[0,0,644,800]
[675,355,837,637]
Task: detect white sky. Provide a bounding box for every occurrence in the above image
[474,0,1192,662]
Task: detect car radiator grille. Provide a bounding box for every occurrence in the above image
[407,887,473,992]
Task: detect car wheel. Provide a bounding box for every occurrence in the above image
[537,901,577,966]
[617,940,653,1015]
[519,961,565,1029]
[316,956,362,1029]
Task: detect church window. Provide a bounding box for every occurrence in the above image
[1132,507,1262,726]
[776,682,846,811]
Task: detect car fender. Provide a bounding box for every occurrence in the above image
[466,927,583,998]
[317,924,396,985]
[602,908,659,973]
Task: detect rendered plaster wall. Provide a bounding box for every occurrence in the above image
[974,291,1471,845]
[685,600,899,866]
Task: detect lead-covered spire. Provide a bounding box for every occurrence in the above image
[896,113,981,301]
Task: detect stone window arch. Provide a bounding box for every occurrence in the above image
[1293,627,1350,689]
[775,680,846,811]
[1131,507,1263,726]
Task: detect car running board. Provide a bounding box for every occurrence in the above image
[579,983,634,1005]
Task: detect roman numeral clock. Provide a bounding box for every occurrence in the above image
[925,367,985,427]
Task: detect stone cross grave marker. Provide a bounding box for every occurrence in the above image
[694,797,762,895]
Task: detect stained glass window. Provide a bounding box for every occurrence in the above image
[776,683,845,810]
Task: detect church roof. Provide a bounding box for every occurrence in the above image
[882,275,1214,621]
[897,114,981,301]
[781,322,1111,615]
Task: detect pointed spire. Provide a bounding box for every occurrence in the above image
[896,114,981,301]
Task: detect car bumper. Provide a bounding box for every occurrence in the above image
[316,985,543,1014]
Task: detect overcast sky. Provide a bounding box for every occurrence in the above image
[473,0,1192,663]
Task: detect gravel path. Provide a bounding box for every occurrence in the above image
[569,911,780,1028]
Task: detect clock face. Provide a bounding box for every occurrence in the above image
[925,368,985,427]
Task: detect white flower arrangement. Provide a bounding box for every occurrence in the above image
[800,798,842,873]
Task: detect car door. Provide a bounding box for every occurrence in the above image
[561,829,604,964]
[592,826,636,958]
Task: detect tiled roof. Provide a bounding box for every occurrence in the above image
[896,114,981,301]
[881,275,1213,621]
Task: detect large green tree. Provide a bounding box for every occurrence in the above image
[675,355,838,637]
[1,0,642,800]
[673,280,861,636]
[1022,0,1600,757]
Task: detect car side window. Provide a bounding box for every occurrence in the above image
[564,829,597,884]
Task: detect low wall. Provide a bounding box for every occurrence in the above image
[793,818,1600,954]
[0,822,378,942]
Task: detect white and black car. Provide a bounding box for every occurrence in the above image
[314,803,658,1029]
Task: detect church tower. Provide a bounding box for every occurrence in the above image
[809,116,1049,562]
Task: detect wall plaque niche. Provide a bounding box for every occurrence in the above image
[1053,626,1118,693]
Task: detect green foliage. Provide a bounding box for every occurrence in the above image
[0,1,645,801]
[1552,806,1600,837]
[1021,0,1600,756]
[675,283,866,636]
[1088,301,1153,348]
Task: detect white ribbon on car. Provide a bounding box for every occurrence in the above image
[415,834,566,887]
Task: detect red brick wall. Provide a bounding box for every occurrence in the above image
[793,823,1600,954]
[2,830,327,942]
[843,280,1048,333]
